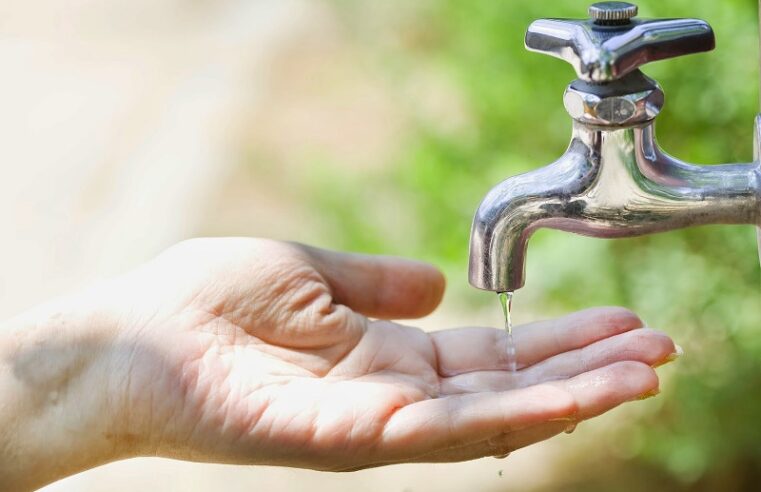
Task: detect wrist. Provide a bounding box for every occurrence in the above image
[0,293,126,490]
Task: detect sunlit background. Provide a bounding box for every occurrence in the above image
[2,0,759,490]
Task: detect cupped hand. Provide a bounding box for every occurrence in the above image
[94,238,677,470]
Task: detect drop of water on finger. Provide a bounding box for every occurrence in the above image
[564,422,577,434]
[498,291,517,372]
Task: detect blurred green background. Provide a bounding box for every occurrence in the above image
[10,0,758,490]
[296,0,761,490]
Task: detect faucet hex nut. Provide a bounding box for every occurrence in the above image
[596,97,636,124]
[563,85,664,127]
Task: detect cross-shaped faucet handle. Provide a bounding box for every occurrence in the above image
[525,2,715,83]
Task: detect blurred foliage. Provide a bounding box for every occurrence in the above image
[309,0,760,490]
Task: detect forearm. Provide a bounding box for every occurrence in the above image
[0,300,123,491]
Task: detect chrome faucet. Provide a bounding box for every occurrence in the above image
[468,1,761,293]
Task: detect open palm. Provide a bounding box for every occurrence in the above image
[109,238,675,470]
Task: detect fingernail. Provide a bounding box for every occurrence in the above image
[634,388,660,401]
[653,344,684,368]
[674,344,684,357]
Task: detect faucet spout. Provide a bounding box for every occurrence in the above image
[468,121,761,292]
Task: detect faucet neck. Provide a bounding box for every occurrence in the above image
[569,120,761,226]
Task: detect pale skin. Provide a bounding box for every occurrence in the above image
[0,238,679,490]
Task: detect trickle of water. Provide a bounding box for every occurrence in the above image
[498,291,518,372]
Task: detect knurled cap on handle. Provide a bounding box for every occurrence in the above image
[588,2,638,24]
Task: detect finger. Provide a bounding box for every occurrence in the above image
[380,384,576,460]
[549,361,658,419]
[353,421,569,468]
[299,244,446,319]
[413,420,569,463]
[431,306,642,376]
[380,361,656,461]
[439,328,675,395]
[522,328,676,385]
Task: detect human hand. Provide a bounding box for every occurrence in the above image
[0,238,678,490]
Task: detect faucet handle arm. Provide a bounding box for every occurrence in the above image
[524,19,605,81]
[525,3,715,83]
[599,19,715,80]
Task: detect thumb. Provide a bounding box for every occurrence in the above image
[298,244,446,320]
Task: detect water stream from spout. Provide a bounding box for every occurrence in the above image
[498,291,518,372]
